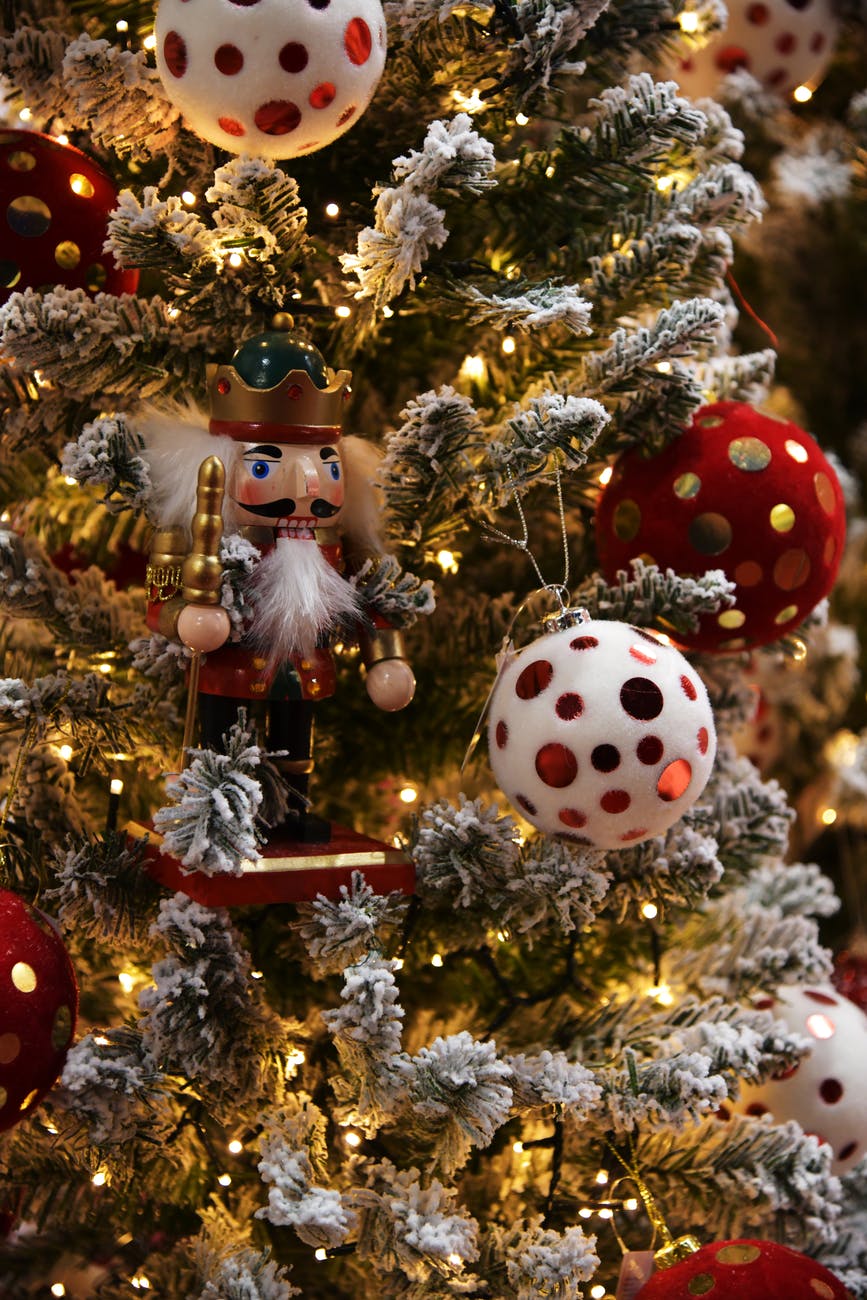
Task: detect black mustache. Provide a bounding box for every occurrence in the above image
[232,498,340,519]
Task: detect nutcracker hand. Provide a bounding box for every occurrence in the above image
[365,658,416,711]
[176,603,231,653]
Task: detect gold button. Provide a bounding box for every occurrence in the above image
[252,656,267,670]
[300,659,311,671]
[250,682,267,695]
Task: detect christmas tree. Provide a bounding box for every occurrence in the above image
[1,1,867,1297]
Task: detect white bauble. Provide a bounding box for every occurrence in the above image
[729,984,867,1175]
[487,617,716,850]
[668,0,838,102]
[155,0,387,158]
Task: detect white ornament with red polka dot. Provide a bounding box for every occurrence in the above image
[487,614,716,850]
[155,0,387,158]
[669,0,838,101]
[728,984,867,1175]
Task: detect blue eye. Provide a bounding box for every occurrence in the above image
[328,462,341,481]
[251,461,270,479]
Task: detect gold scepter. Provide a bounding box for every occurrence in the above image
[179,455,226,768]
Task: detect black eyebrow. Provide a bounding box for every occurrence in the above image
[319,446,338,460]
[242,445,283,459]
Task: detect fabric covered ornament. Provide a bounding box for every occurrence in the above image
[155,0,387,158]
[725,984,867,1174]
[832,946,867,1013]
[667,0,839,101]
[595,402,845,654]
[0,130,138,305]
[636,1239,851,1299]
[0,889,78,1132]
[487,614,716,850]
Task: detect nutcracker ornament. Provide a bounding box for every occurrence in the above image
[487,609,716,850]
[155,0,387,158]
[595,402,846,654]
[0,129,138,304]
[128,320,416,903]
[0,889,78,1132]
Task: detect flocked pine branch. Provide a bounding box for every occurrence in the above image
[487,1218,600,1300]
[48,831,159,946]
[583,298,726,398]
[486,392,609,493]
[0,24,69,125]
[295,871,409,977]
[255,1098,356,1249]
[701,744,795,877]
[52,1026,171,1149]
[322,957,408,1133]
[61,415,151,514]
[602,817,723,916]
[61,33,182,161]
[350,555,437,627]
[571,558,735,634]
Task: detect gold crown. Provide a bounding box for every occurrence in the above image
[207,362,353,442]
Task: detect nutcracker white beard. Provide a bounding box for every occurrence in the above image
[250,534,362,663]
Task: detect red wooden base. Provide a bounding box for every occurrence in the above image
[126,820,415,905]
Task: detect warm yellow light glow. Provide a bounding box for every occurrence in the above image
[793,84,813,103]
[58,744,73,762]
[624,1197,639,1211]
[656,174,676,192]
[116,19,129,31]
[228,252,243,268]
[55,134,69,146]
[94,1035,110,1046]
[44,1121,59,1134]
[513,1140,524,1153]
[143,33,157,50]
[131,1276,151,1291]
[382,304,394,318]
[118,971,136,994]
[595,1169,609,1185]
[678,10,700,31]
[820,807,838,826]
[393,957,405,971]
[496,929,510,943]
[286,1048,306,1070]
[228,1139,243,1154]
[448,1254,464,1267]
[251,969,264,979]
[452,87,485,113]
[598,1208,613,1220]
[545,164,555,179]
[345,1130,362,1148]
[181,190,197,206]
[19,107,32,122]
[325,202,340,217]
[515,112,529,126]
[436,548,459,574]
[641,902,659,920]
[598,465,613,486]
[110,778,124,796]
[64,475,78,486]
[501,335,516,355]
[578,1207,593,1219]
[218,1173,232,1186]
[92,1167,108,1186]
[335,305,352,319]
[826,730,859,768]
[647,981,674,1006]
[459,354,486,382]
[431,953,444,968]
[51,1285,66,1296]
[656,361,672,374]
[98,663,112,675]
[591,1287,607,1300]
[315,1248,328,1262]
[399,785,418,804]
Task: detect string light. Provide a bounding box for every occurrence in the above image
[382,304,394,318]
[94,1035,110,1046]
[251,970,264,979]
[436,548,459,574]
[57,744,73,762]
[64,475,78,487]
[447,1254,464,1267]
[344,1130,362,1148]
[793,84,813,103]
[399,784,418,804]
[598,1208,613,1220]
[598,466,613,486]
[43,1121,59,1134]
[624,1198,639,1211]
[501,336,516,354]
[92,1167,108,1186]
[118,971,136,994]
[678,10,700,31]
[512,1140,524,1153]
[335,305,352,319]
[143,33,157,50]
[641,902,659,920]
[459,354,486,383]
[116,18,129,31]
[591,1287,607,1300]
[647,981,674,1006]
[578,1207,593,1219]
[595,1169,609,1185]
[228,1139,243,1154]
[315,1249,328,1262]
[655,361,672,373]
[55,134,69,146]
[515,112,529,126]
[218,1173,232,1186]
[545,164,555,179]
[181,190,197,207]
[131,1276,151,1290]
[495,929,510,943]
[50,1286,66,1297]
[19,107,32,122]
[452,88,485,113]
[820,807,838,826]
[228,252,244,268]
[431,953,444,968]
[325,202,340,217]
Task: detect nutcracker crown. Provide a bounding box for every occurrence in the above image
[207,329,352,444]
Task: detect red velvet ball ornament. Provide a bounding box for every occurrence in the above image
[0,889,78,1131]
[595,402,846,653]
[0,129,138,305]
[832,947,867,1014]
[637,1240,852,1299]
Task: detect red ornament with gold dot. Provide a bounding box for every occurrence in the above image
[487,612,716,850]
[0,888,78,1132]
[154,0,387,158]
[0,129,138,306]
[723,983,867,1175]
[595,402,846,654]
[637,1239,851,1299]
[666,0,839,101]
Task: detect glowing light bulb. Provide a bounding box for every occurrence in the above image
[598,1208,613,1220]
[496,929,510,943]
[399,785,418,804]
[501,335,516,355]
[315,1248,328,1261]
[513,1140,524,1153]
[448,1254,464,1266]
[110,778,124,797]
[181,190,197,207]
[58,745,73,762]
[118,971,136,994]
[641,902,659,920]
[598,466,613,486]
[51,1286,66,1297]
[436,548,459,574]
[325,202,340,217]
[820,807,837,826]
[19,107,32,122]
[624,1198,639,1211]
[218,1173,232,1186]
[647,981,674,1006]
[228,1139,243,1154]
[55,134,69,146]
[251,970,264,979]
[431,953,444,968]
[143,33,157,50]
[655,361,672,373]
[595,1170,609,1185]
[793,84,813,103]
[382,304,394,318]
[452,87,485,113]
[515,112,529,126]
[94,1035,110,1046]
[228,252,243,268]
[116,19,129,31]
[591,1287,607,1299]
[64,475,78,486]
[335,304,352,319]
[578,1207,593,1219]
[678,10,700,31]
[92,1167,108,1186]
[459,354,486,382]
[98,663,112,675]
[345,1130,362,1148]
[131,1277,151,1291]
[393,957,405,971]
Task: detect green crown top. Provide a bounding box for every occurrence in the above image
[230,331,329,391]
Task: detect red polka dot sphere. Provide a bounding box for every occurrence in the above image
[725,984,867,1175]
[0,130,138,305]
[155,0,387,158]
[487,616,716,849]
[0,889,78,1132]
[595,402,845,654]
[667,0,838,100]
[637,1240,851,1300]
